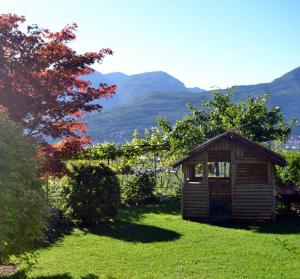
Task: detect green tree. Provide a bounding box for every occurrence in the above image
[0,116,46,263]
[157,90,296,160]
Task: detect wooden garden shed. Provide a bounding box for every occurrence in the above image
[173,131,286,220]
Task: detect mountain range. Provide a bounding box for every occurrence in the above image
[86,71,204,108]
[83,67,300,143]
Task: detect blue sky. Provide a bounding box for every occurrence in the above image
[1,0,300,89]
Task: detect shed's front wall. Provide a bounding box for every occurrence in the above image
[181,137,275,220]
[182,162,208,218]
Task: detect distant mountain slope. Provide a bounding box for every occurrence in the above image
[86,70,204,109]
[104,72,128,83]
[115,71,188,104]
[84,67,300,143]
[84,90,210,143]
[233,67,300,120]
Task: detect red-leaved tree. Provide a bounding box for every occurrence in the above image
[0,14,116,176]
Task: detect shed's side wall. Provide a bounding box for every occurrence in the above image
[232,142,275,220]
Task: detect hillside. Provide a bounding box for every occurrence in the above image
[86,71,203,109]
[84,91,210,143]
[232,67,300,120]
[84,67,300,143]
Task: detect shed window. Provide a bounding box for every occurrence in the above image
[208,162,230,177]
[195,163,203,178]
[186,163,203,183]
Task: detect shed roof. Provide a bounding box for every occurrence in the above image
[172,131,286,167]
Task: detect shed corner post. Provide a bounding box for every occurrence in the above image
[230,141,236,218]
[181,163,186,219]
[268,161,276,220]
[203,151,209,217]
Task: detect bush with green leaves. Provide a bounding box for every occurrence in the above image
[119,172,156,204]
[275,151,300,213]
[46,177,67,211]
[0,116,46,263]
[155,171,182,197]
[61,160,120,226]
[276,151,300,187]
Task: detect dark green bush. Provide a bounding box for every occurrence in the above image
[276,151,300,187]
[62,160,120,227]
[119,172,155,204]
[0,116,46,263]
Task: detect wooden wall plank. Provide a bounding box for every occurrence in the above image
[182,164,209,217]
[233,174,274,220]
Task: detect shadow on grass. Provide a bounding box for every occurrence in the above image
[190,213,300,234]
[3,271,101,278]
[87,220,181,243]
[83,198,181,243]
[44,199,180,245]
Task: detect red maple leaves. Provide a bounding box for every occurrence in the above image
[0,14,116,176]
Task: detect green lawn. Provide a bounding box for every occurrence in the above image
[12,199,300,279]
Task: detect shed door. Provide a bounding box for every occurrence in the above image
[208,162,232,218]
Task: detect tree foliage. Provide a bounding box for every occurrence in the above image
[0,116,46,263]
[0,14,115,176]
[81,142,121,163]
[155,90,296,160]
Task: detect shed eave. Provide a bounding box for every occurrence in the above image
[172,131,287,168]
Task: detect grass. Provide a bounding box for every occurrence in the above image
[8,199,300,279]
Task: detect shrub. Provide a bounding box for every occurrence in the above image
[61,160,120,227]
[155,171,182,197]
[0,116,46,263]
[119,172,155,204]
[46,177,68,211]
[276,151,300,187]
[276,151,300,213]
